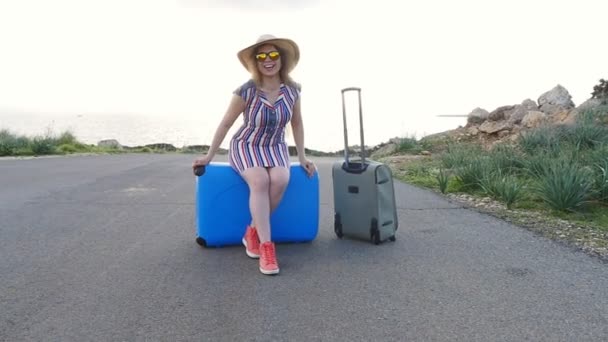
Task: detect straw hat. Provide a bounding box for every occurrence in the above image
[237,34,300,73]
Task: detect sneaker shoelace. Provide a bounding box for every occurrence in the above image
[261,243,277,265]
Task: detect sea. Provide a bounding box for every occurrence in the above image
[0,112,216,149]
[0,111,467,153]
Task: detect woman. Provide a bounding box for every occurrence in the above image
[192,34,316,275]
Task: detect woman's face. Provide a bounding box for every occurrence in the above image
[255,44,282,77]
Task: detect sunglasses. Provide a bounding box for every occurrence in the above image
[255,51,280,62]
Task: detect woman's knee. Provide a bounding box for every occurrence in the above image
[242,168,270,192]
[269,167,290,190]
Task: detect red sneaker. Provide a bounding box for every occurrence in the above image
[242,226,260,259]
[259,241,279,275]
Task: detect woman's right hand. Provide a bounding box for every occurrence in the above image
[192,155,211,174]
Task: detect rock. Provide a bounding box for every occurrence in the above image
[508,105,528,124]
[467,107,489,124]
[497,130,511,138]
[521,98,538,111]
[488,105,516,121]
[551,109,578,125]
[479,120,513,134]
[467,126,479,135]
[506,98,538,124]
[522,111,547,128]
[97,139,122,149]
[420,150,431,156]
[537,85,575,115]
[372,143,397,158]
[389,137,403,144]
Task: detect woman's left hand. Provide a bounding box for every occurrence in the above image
[300,158,316,178]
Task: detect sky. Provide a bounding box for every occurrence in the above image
[1,0,607,151]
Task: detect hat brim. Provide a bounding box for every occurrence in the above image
[237,38,300,74]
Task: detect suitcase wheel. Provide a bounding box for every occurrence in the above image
[371,219,380,245]
[334,213,343,239]
[389,236,396,242]
[335,226,343,239]
[372,231,380,245]
[195,237,207,248]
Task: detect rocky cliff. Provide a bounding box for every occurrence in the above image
[423,84,607,150]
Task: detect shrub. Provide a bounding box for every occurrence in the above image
[0,142,12,156]
[562,111,608,149]
[522,156,544,179]
[0,130,13,156]
[453,157,493,191]
[487,143,525,174]
[441,143,482,169]
[396,136,420,154]
[57,144,78,154]
[496,177,525,210]
[441,144,496,192]
[436,168,450,194]
[30,136,55,155]
[57,131,78,145]
[523,150,571,179]
[418,136,445,153]
[479,169,503,199]
[0,130,29,156]
[592,158,608,202]
[479,170,524,209]
[533,159,594,212]
[591,78,608,102]
[518,125,562,155]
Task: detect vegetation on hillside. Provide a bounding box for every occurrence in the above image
[0,129,333,157]
[382,82,608,234]
[592,78,608,102]
[0,129,191,156]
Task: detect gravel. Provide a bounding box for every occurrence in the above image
[444,193,608,263]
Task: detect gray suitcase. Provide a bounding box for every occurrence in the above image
[332,87,398,244]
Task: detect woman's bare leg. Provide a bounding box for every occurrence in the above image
[241,167,271,243]
[268,166,290,213]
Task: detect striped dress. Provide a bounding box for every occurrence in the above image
[228,80,301,173]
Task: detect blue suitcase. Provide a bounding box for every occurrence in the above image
[194,162,319,247]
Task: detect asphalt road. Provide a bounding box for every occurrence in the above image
[1,153,607,341]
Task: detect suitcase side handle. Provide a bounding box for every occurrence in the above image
[193,165,206,176]
[341,87,366,168]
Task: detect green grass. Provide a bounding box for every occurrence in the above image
[436,168,450,194]
[0,129,30,156]
[390,111,608,231]
[397,158,441,189]
[517,125,563,155]
[479,172,525,209]
[0,128,210,157]
[396,136,420,153]
[553,207,608,233]
[532,158,594,212]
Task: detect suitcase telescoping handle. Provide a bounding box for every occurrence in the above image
[341,87,366,170]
